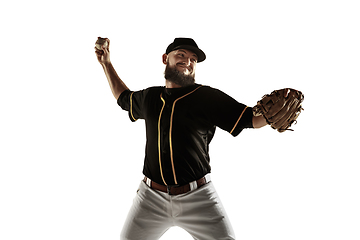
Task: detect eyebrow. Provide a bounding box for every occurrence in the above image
[178,50,198,59]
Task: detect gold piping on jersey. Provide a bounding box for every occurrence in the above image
[230,106,248,135]
[169,85,203,185]
[158,94,167,185]
[129,92,137,121]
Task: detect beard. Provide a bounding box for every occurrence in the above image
[164,63,195,87]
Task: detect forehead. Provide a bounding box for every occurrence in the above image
[174,49,198,59]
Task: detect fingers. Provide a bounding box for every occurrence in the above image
[94,46,110,64]
[95,37,111,63]
[94,47,105,63]
[102,44,109,53]
[103,38,110,52]
[94,47,103,56]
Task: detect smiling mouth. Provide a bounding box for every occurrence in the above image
[177,64,192,73]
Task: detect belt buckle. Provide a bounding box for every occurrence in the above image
[166,184,179,195]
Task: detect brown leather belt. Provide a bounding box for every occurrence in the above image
[143,176,208,195]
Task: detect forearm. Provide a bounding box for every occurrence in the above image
[252,115,268,129]
[101,62,129,99]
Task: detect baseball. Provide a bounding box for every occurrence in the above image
[95,37,108,50]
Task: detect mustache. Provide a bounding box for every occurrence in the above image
[176,63,193,72]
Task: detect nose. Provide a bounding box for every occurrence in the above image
[182,57,191,66]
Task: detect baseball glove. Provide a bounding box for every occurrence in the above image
[253,88,304,132]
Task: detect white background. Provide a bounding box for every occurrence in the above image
[1,0,359,239]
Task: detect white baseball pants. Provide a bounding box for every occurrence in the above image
[120,177,235,240]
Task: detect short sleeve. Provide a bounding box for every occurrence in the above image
[228,107,254,136]
[201,87,253,136]
[117,89,146,122]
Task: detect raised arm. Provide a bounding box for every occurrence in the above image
[95,37,129,99]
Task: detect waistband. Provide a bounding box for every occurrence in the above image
[143,174,211,195]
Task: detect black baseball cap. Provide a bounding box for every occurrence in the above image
[166,38,206,62]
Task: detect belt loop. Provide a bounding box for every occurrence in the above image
[167,185,172,195]
[204,174,211,183]
[146,177,151,187]
[189,180,197,191]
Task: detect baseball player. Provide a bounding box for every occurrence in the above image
[94,37,303,240]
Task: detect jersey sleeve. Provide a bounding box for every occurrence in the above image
[202,87,254,136]
[117,89,146,122]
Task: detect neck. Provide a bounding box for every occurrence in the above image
[165,80,182,89]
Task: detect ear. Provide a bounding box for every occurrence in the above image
[162,53,168,65]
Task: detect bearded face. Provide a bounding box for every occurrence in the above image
[164,62,196,87]
[163,49,198,87]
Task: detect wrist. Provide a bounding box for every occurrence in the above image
[101,61,112,69]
